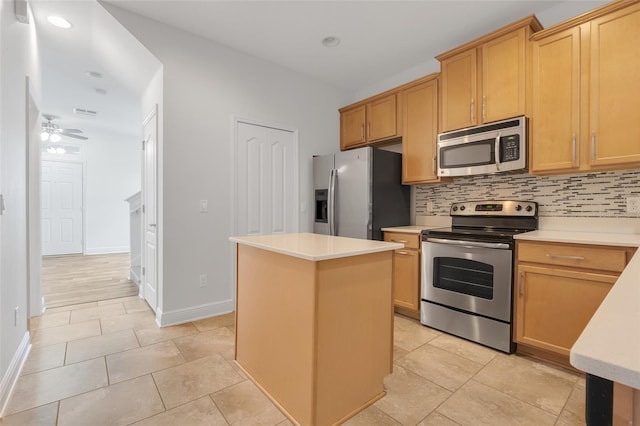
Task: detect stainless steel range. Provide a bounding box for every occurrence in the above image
[421,200,538,353]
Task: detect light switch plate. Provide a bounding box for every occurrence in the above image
[199,199,208,213]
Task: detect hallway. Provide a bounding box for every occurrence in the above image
[41,254,138,308]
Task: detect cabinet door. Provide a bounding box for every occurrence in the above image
[589,3,640,167]
[366,94,398,142]
[392,249,420,312]
[515,265,616,357]
[482,28,527,124]
[402,79,439,184]
[440,49,477,132]
[340,105,366,149]
[531,27,581,173]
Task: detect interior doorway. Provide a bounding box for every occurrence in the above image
[234,119,299,236]
[41,160,83,256]
[141,106,158,313]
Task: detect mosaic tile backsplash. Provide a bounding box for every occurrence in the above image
[415,169,640,217]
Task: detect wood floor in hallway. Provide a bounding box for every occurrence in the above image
[41,253,139,308]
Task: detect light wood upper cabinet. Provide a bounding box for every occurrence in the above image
[401,75,441,184]
[440,49,477,131]
[340,105,367,149]
[530,1,640,175]
[531,27,581,173]
[438,17,541,132]
[340,94,399,150]
[482,29,527,124]
[589,3,640,167]
[367,95,397,142]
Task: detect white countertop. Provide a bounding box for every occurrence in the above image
[381,225,444,234]
[516,229,640,389]
[514,230,640,247]
[229,233,403,261]
[570,250,640,389]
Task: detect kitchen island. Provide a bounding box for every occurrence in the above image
[229,233,402,425]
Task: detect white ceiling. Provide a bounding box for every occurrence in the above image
[30,0,161,139]
[30,0,607,141]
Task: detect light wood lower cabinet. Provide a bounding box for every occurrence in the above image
[384,231,421,319]
[515,241,636,367]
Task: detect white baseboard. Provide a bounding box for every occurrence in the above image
[157,299,235,327]
[84,246,129,255]
[0,332,31,417]
[129,268,141,286]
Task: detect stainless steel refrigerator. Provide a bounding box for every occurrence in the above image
[313,147,410,240]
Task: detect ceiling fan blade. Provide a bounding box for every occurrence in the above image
[59,128,83,133]
[60,132,88,140]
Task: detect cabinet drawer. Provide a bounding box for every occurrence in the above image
[384,232,420,250]
[517,241,630,273]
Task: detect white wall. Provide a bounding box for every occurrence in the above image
[0,0,41,412]
[355,0,609,102]
[82,128,141,254]
[103,4,352,324]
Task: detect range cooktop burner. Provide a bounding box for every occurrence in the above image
[422,200,539,244]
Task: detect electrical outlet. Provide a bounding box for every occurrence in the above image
[426,200,434,214]
[627,197,640,214]
[199,274,207,287]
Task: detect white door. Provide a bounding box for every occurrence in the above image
[235,121,298,235]
[41,161,83,255]
[142,107,158,312]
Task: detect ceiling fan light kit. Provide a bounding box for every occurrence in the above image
[41,114,88,141]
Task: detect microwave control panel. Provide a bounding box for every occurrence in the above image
[501,135,520,162]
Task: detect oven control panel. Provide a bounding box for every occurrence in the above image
[450,200,537,216]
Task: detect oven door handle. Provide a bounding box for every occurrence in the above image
[426,237,510,250]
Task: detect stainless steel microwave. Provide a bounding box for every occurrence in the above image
[437,116,527,177]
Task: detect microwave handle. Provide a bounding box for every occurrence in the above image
[494,132,502,171]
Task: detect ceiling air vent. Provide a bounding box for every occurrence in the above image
[73,108,98,117]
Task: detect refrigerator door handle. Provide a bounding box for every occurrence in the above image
[328,169,337,236]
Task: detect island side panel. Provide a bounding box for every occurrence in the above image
[235,244,316,425]
[314,251,394,426]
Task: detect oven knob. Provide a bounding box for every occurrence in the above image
[460,205,466,211]
[515,205,522,211]
[526,205,533,212]
[452,206,458,212]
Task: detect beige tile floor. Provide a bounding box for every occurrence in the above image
[1,297,586,425]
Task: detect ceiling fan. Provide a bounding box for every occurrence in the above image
[41,114,88,142]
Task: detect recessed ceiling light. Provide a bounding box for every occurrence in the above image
[321,36,341,48]
[47,16,72,29]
